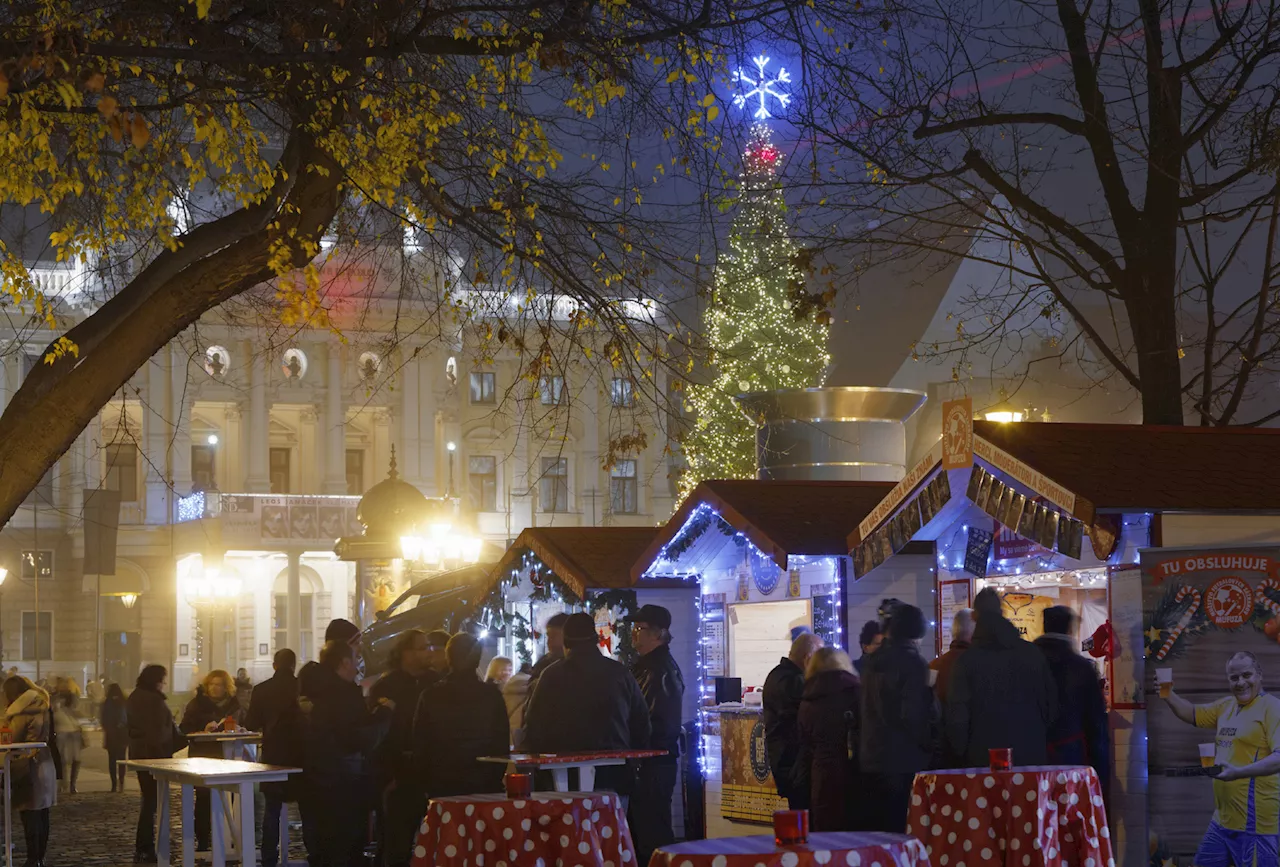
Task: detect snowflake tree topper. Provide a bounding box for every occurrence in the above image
[733,55,792,120]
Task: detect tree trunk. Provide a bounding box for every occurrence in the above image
[0,137,342,529]
[1127,284,1185,425]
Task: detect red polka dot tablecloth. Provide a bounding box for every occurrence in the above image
[648,831,929,867]
[410,791,637,867]
[906,765,1114,867]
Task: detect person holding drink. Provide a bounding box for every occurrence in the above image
[1161,651,1280,867]
[179,670,245,852]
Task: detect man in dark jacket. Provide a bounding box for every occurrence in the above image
[861,604,935,832]
[628,605,685,865]
[244,649,299,867]
[525,613,651,792]
[369,629,435,867]
[1035,606,1110,795]
[947,588,1057,768]
[298,618,362,698]
[762,632,823,808]
[300,640,395,867]
[412,632,509,797]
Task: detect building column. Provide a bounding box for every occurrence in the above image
[286,551,302,654]
[170,346,193,496]
[323,345,347,494]
[399,349,422,488]
[143,354,170,523]
[419,376,440,497]
[224,404,244,492]
[246,347,270,492]
[299,406,320,493]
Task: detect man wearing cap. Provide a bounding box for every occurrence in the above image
[629,605,684,865]
[525,612,651,793]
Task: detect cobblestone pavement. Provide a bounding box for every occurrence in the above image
[37,738,307,867]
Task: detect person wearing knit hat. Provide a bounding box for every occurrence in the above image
[524,611,651,793]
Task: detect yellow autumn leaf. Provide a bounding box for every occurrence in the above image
[701,93,715,107]
[707,105,720,122]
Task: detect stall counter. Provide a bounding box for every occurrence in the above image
[703,706,787,830]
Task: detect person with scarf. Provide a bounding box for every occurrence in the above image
[179,670,245,852]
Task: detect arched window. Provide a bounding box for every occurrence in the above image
[272,568,320,662]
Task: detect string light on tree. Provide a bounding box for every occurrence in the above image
[680,118,830,497]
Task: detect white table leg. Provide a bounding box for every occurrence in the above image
[579,765,596,792]
[221,789,240,858]
[279,801,291,867]
[181,783,194,867]
[157,779,172,867]
[4,751,12,867]
[550,768,570,792]
[210,789,226,867]
[239,782,256,867]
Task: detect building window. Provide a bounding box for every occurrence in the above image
[273,594,315,663]
[610,378,635,408]
[20,551,53,581]
[23,469,54,507]
[21,611,53,660]
[469,372,496,404]
[539,457,569,513]
[539,376,565,406]
[269,448,292,494]
[610,459,638,514]
[468,456,497,511]
[104,443,139,503]
[191,445,217,492]
[345,449,365,495]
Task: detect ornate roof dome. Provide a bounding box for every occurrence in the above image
[357,446,428,537]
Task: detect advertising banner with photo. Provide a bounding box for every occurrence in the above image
[1142,545,1280,866]
[222,494,362,546]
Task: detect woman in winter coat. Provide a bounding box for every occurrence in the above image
[99,683,129,792]
[128,664,183,863]
[52,691,84,793]
[179,670,244,852]
[3,676,56,867]
[795,647,863,831]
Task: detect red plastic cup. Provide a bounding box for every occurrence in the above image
[989,748,1013,772]
[222,716,236,732]
[773,809,809,846]
[504,772,532,798]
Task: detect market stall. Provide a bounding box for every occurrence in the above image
[470,525,701,831]
[632,479,935,838]
[847,405,1280,867]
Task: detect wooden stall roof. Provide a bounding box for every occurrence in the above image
[488,525,672,600]
[974,420,1280,512]
[633,479,896,580]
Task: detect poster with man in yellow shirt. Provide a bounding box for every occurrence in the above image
[1143,546,1280,866]
[1164,652,1280,867]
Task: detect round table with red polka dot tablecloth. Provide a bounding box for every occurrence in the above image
[648,832,930,867]
[410,791,637,867]
[906,765,1114,867]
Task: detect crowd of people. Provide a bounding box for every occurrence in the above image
[763,590,1110,834]
[106,602,684,867]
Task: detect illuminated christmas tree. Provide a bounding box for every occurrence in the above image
[680,119,830,497]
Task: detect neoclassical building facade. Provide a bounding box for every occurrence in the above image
[0,244,676,691]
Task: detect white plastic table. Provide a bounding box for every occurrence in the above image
[120,757,300,867]
[185,731,262,761]
[477,750,668,792]
[0,742,46,867]
[183,732,267,862]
